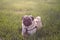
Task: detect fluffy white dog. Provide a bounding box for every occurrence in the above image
[22,15,42,37]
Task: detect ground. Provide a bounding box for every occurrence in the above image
[0,0,60,40]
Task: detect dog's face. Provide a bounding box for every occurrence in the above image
[22,15,34,26]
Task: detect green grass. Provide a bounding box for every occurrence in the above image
[0,0,60,40]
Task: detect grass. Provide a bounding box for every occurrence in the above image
[0,0,60,40]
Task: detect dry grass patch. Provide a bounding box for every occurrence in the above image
[11,1,37,14]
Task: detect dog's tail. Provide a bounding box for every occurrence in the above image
[35,16,42,29]
[36,16,41,21]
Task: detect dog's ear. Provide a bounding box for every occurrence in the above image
[29,15,34,21]
[31,16,34,21]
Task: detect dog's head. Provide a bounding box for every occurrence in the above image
[22,15,34,26]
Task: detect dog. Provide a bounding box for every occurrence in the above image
[22,15,42,37]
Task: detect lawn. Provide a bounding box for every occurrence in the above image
[0,0,60,40]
